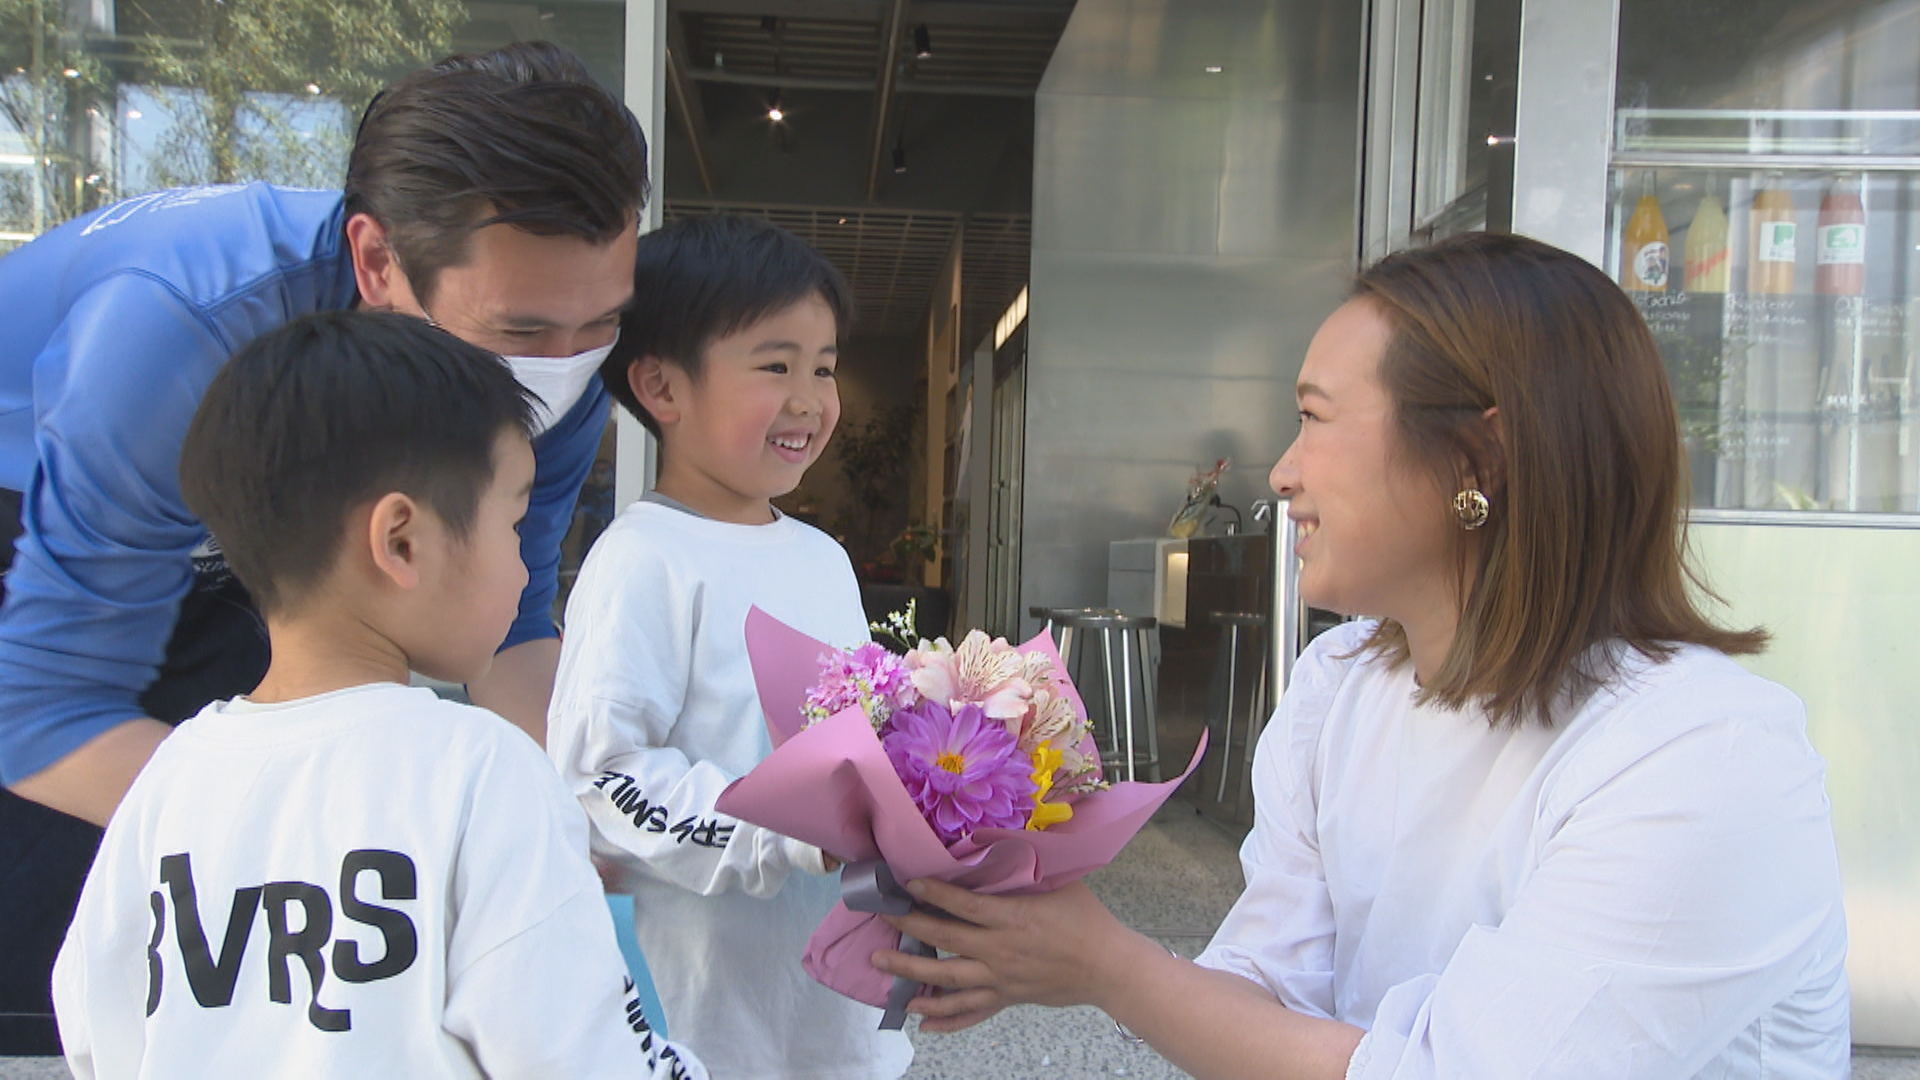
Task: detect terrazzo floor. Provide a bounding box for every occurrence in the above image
[4,802,1915,1078]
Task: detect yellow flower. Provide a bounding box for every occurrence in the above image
[1025,742,1074,831]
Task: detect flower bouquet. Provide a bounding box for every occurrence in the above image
[714,606,1203,1027]
[1168,457,1230,538]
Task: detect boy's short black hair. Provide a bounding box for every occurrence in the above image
[344,41,650,307]
[179,311,535,615]
[602,214,855,437]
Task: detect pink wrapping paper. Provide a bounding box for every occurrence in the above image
[716,606,1207,1009]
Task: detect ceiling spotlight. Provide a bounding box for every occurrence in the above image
[1204,65,1224,74]
[892,140,907,174]
[913,24,933,59]
[766,89,785,123]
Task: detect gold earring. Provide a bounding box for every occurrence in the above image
[1453,488,1490,530]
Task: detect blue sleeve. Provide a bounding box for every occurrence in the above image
[0,275,231,785]
[503,384,609,651]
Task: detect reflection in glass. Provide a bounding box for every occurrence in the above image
[0,0,629,255]
[1411,0,1521,239]
[1612,0,1920,515]
[1610,168,1918,513]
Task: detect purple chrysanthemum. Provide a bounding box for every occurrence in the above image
[882,700,1037,844]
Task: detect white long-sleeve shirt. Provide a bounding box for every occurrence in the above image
[1198,620,1849,1079]
[54,683,704,1080]
[548,500,912,1080]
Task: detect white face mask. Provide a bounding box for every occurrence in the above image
[500,337,617,437]
[414,300,618,437]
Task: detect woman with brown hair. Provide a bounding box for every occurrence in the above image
[875,233,1850,1078]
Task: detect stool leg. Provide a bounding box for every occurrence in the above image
[1118,627,1137,783]
[1099,628,1123,781]
[1217,624,1239,802]
[1138,626,1161,782]
[1239,643,1269,806]
[1058,625,1075,675]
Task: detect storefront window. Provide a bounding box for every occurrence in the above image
[0,0,628,249]
[1411,0,1521,240]
[1610,0,1920,513]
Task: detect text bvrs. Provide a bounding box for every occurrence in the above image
[147,849,419,1032]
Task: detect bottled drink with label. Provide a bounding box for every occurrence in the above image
[1684,184,1730,293]
[1749,175,1798,294]
[1621,173,1670,292]
[1815,173,1865,296]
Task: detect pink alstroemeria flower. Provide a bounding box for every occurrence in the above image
[906,630,1032,721]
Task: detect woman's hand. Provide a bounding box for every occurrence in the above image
[871,877,1149,1032]
[875,877,1364,1077]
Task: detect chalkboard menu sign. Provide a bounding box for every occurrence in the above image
[1633,292,1911,512]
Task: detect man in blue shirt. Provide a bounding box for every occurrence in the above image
[0,41,647,1052]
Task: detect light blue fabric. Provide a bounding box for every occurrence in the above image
[0,182,608,783]
[605,894,669,1039]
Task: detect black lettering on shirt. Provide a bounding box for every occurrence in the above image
[622,975,652,1035]
[334,849,418,983]
[159,852,261,1009]
[149,848,420,1033]
[622,976,695,1080]
[593,771,738,856]
[594,772,674,834]
[262,882,350,1032]
[687,821,733,849]
[145,891,165,1017]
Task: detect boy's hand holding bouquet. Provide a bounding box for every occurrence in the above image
[715,606,1203,1028]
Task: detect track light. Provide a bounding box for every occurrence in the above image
[892,140,907,173]
[913,24,933,59]
[766,89,785,123]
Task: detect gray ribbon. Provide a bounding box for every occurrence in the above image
[842,860,932,1030]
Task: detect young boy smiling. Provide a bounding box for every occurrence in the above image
[52,312,702,1079]
[547,216,912,1079]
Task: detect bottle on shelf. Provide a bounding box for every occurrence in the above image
[1749,173,1799,294]
[1683,182,1730,293]
[1815,172,1865,296]
[1621,172,1671,292]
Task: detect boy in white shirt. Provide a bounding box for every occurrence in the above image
[548,215,913,1079]
[53,311,704,1080]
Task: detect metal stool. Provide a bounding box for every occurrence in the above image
[1207,610,1270,803]
[1048,609,1160,782]
[1027,605,1081,647]
[1027,604,1119,657]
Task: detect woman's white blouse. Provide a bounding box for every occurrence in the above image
[1196,621,1849,1079]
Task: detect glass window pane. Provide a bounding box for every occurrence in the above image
[0,0,631,249]
[1612,0,1920,514]
[1411,0,1520,233]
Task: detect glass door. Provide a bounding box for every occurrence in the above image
[1360,0,1522,257]
[1609,5,1920,516]
[1602,0,1920,1048]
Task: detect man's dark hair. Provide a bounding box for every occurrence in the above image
[180,311,535,615]
[603,214,855,437]
[344,41,649,306]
